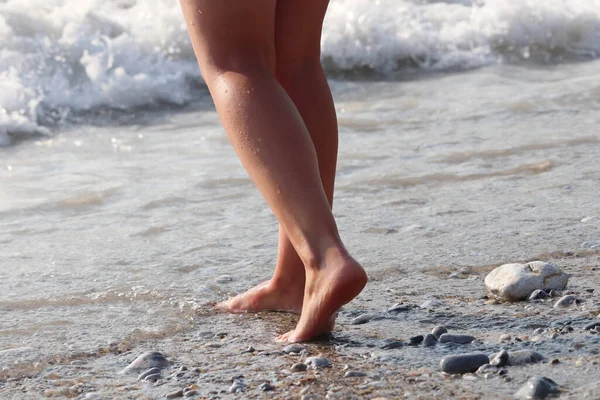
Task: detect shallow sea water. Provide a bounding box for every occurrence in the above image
[1,59,600,397]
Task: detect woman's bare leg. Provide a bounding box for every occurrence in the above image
[221,0,338,315]
[180,0,367,342]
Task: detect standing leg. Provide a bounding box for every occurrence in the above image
[220,0,338,315]
[180,0,367,342]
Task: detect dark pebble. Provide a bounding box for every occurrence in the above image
[380,340,403,350]
[305,357,331,368]
[584,322,600,331]
[229,380,247,393]
[282,344,307,354]
[259,382,275,392]
[431,326,448,339]
[496,350,544,366]
[184,390,198,397]
[138,367,161,381]
[352,313,375,325]
[440,353,489,374]
[409,335,424,346]
[529,289,548,300]
[423,334,437,347]
[291,363,307,372]
[241,346,255,353]
[387,303,411,313]
[514,377,558,399]
[345,371,367,378]
[439,334,475,344]
[490,349,509,367]
[143,373,161,382]
[122,351,169,374]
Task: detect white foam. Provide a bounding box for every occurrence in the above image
[0,0,599,144]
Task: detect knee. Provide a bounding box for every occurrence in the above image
[200,46,276,83]
[275,53,324,86]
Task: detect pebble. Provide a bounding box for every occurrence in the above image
[291,363,308,372]
[183,390,198,397]
[344,371,367,378]
[484,261,569,301]
[490,349,509,367]
[431,326,448,339]
[121,351,169,374]
[475,364,497,375]
[423,334,437,347]
[352,313,377,325]
[241,346,255,353]
[142,373,161,382]
[138,367,161,381]
[439,334,475,344]
[584,322,600,331]
[305,357,332,368]
[533,328,544,335]
[440,353,489,374]
[529,289,549,300]
[499,334,511,342]
[387,303,411,313]
[259,382,275,392]
[514,377,558,399]
[229,380,247,393]
[500,350,544,366]
[282,344,307,354]
[380,340,403,350]
[165,389,184,399]
[409,335,424,346]
[216,274,233,283]
[554,295,579,308]
[420,299,444,309]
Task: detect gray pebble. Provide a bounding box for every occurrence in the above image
[420,299,443,309]
[490,349,509,367]
[409,335,424,346]
[431,326,448,339]
[138,367,161,381]
[499,334,511,342]
[503,350,544,366]
[352,313,376,325]
[216,275,233,283]
[282,344,307,354]
[291,363,308,372]
[229,380,247,393]
[241,345,255,353]
[514,377,558,399]
[423,334,437,347]
[475,364,497,375]
[533,328,544,335]
[554,295,579,308]
[584,322,600,331]
[344,371,367,378]
[121,351,169,374]
[387,303,411,313]
[529,289,548,300]
[439,333,475,344]
[165,389,184,399]
[142,373,161,382]
[380,340,403,350]
[183,390,198,397]
[305,357,332,368]
[440,353,489,374]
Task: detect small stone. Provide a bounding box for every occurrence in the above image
[282,344,307,354]
[387,303,411,313]
[504,350,544,366]
[229,380,247,393]
[259,382,275,392]
[431,326,448,339]
[533,328,544,335]
[241,346,255,353]
[584,322,600,331]
[529,290,548,300]
[475,364,497,375]
[216,275,233,283]
[490,349,509,367]
[291,363,307,372]
[554,295,579,308]
[409,335,424,346]
[499,334,511,342]
[165,389,184,399]
[305,357,331,368]
[121,352,169,374]
[514,377,558,399]
[420,299,443,309]
[142,373,161,382]
[484,261,569,301]
[440,353,489,374]
[344,371,367,378]
[352,313,376,325]
[138,367,161,381]
[202,342,222,348]
[550,359,560,364]
[439,334,475,344]
[380,340,403,350]
[423,334,437,347]
[548,289,562,297]
[184,390,198,397]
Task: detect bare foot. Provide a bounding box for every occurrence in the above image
[217,278,305,314]
[275,252,367,342]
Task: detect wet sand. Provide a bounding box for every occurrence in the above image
[2,251,599,399]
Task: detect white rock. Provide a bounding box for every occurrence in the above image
[484,261,569,301]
